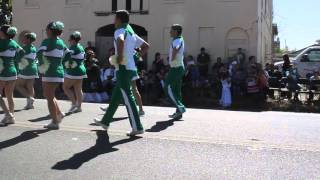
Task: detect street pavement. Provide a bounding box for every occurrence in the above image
[0,98,320,179]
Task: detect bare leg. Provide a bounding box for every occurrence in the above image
[15,79,29,97]
[74,79,83,108]
[54,98,62,116]
[5,81,16,114]
[63,78,76,105]
[132,81,143,112]
[0,81,9,116]
[26,79,35,98]
[43,82,59,123]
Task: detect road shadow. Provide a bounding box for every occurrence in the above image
[28,113,73,123]
[28,115,51,122]
[52,130,141,170]
[146,119,184,133]
[0,129,51,150]
[0,109,23,115]
[89,117,128,126]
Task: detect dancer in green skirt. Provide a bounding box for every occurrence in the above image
[16,32,38,110]
[0,25,24,126]
[38,21,68,129]
[63,31,87,113]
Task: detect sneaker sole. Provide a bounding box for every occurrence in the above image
[126,131,144,136]
[94,119,109,130]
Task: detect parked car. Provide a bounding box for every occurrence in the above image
[275,46,320,77]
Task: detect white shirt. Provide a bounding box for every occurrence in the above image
[100,68,114,81]
[114,28,146,71]
[169,37,185,68]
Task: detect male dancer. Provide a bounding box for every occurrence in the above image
[164,24,186,120]
[94,10,149,136]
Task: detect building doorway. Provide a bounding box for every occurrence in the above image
[95,24,148,68]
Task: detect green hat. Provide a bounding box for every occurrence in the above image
[7,26,17,36]
[71,31,81,39]
[26,32,37,41]
[52,21,64,31]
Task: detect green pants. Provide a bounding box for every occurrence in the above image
[164,66,186,113]
[101,65,143,131]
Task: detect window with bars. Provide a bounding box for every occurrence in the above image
[112,0,117,11]
[24,0,39,8]
[66,0,80,6]
[111,0,148,12]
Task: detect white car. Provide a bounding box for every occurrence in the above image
[275,46,320,77]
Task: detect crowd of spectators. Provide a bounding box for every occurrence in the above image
[82,44,320,107]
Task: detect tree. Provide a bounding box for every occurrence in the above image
[0,0,12,25]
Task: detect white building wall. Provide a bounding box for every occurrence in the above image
[13,0,273,68]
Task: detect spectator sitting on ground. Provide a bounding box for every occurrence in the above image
[282,54,291,76]
[85,41,97,54]
[286,64,301,101]
[197,47,211,79]
[212,57,224,76]
[219,69,232,108]
[310,69,320,92]
[231,63,247,97]
[152,52,165,74]
[83,54,104,103]
[234,48,246,66]
[257,64,269,100]
[100,61,116,97]
[247,60,260,95]
[186,55,200,88]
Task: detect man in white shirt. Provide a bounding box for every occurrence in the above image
[94,10,149,136]
[164,24,186,120]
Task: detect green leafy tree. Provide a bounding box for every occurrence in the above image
[0,0,12,25]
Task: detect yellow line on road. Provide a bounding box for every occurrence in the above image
[10,122,320,153]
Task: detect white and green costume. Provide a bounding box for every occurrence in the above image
[0,39,24,81]
[63,43,87,79]
[101,24,144,131]
[37,38,68,83]
[18,44,39,79]
[164,36,186,113]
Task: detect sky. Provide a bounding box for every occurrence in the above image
[273,0,320,50]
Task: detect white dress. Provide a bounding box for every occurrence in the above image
[220,79,232,107]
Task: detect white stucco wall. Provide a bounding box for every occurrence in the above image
[13,0,273,68]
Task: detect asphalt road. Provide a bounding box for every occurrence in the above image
[0,99,319,179]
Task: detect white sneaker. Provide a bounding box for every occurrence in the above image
[100,106,108,112]
[0,114,15,125]
[68,104,77,113]
[57,112,66,123]
[73,106,82,113]
[5,116,15,125]
[93,118,109,130]
[24,98,35,110]
[0,116,8,126]
[44,121,59,130]
[139,110,145,117]
[126,129,144,136]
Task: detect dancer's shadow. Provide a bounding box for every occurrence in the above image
[0,129,51,150]
[28,115,51,122]
[0,109,23,115]
[28,113,72,123]
[52,130,141,170]
[146,119,184,133]
[89,117,128,126]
